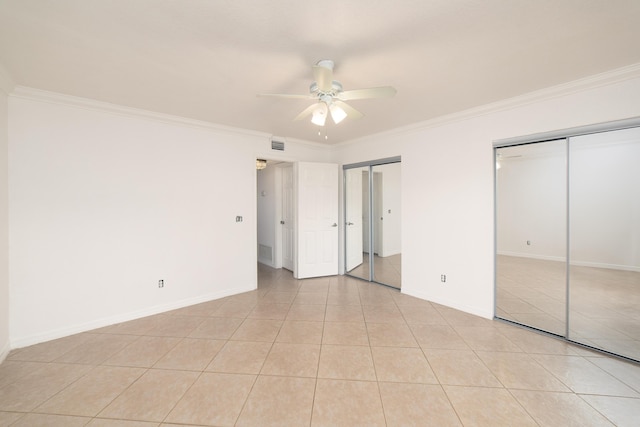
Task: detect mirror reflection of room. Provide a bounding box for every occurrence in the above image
[495,126,640,362]
[345,161,401,289]
[568,127,640,361]
[495,140,568,336]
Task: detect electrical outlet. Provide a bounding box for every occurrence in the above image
[158,279,164,288]
[441,274,446,283]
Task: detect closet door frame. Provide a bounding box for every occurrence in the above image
[493,116,640,362]
[343,156,401,288]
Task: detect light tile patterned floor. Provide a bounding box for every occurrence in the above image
[347,253,401,289]
[1,264,640,426]
[496,255,640,361]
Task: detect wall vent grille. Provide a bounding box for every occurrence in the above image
[271,140,285,151]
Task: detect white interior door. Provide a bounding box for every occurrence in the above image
[295,162,339,279]
[345,168,363,271]
[281,165,294,271]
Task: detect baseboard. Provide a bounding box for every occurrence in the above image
[498,251,640,272]
[497,251,565,262]
[401,288,493,320]
[0,340,10,364]
[569,260,640,273]
[257,258,276,268]
[10,284,256,349]
[379,249,401,258]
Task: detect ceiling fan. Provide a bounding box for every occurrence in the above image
[258,60,397,126]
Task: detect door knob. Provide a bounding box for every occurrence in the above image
[332,223,338,227]
[280,220,285,224]
[346,222,354,225]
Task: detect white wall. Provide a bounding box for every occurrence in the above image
[496,132,640,271]
[5,65,640,349]
[496,146,567,260]
[8,89,325,347]
[378,162,401,257]
[333,67,640,318]
[570,129,640,270]
[0,66,12,362]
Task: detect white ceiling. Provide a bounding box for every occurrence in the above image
[1,0,639,144]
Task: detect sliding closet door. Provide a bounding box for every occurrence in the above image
[371,163,401,289]
[495,140,567,336]
[568,127,640,360]
[345,166,368,280]
[344,158,401,289]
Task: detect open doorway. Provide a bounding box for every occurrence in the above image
[257,160,292,271]
[257,160,339,279]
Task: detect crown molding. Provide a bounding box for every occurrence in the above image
[9,86,272,140]
[280,136,332,150]
[338,62,640,147]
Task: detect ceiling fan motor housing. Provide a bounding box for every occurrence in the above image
[310,81,343,99]
[315,59,334,70]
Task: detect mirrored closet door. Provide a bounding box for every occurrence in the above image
[568,126,640,360]
[495,140,568,336]
[344,158,401,289]
[345,166,369,282]
[495,120,640,362]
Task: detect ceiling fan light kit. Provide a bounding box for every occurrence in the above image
[311,103,328,126]
[259,59,396,129]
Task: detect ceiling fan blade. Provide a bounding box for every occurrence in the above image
[338,86,397,100]
[333,100,363,120]
[294,103,320,121]
[257,93,313,100]
[313,64,333,92]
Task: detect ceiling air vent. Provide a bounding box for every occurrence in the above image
[271,139,285,151]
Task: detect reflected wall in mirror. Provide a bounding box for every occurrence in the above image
[569,127,640,361]
[345,166,369,281]
[495,140,567,336]
[372,163,401,288]
[344,160,401,289]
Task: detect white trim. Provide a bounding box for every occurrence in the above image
[402,289,494,320]
[497,251,565,263]
[570,260,640,273]
[10,86,271,139]
[498,252,640,273]
[10,87,330,149]
[10,284,255,349]
[0,341,9,364]
[279,136,334,151]
[337,62,640,147]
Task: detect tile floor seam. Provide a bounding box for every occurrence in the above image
[158,368,206,426]
[503,386,544,427]
[437,383,466,427]
[92,366,151,422]
[309,377,319,427]
[28,363,102,417]
[440,384,468,427]
[578,392,640,427]
[583,355,640,397]
[471,348,508,390]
